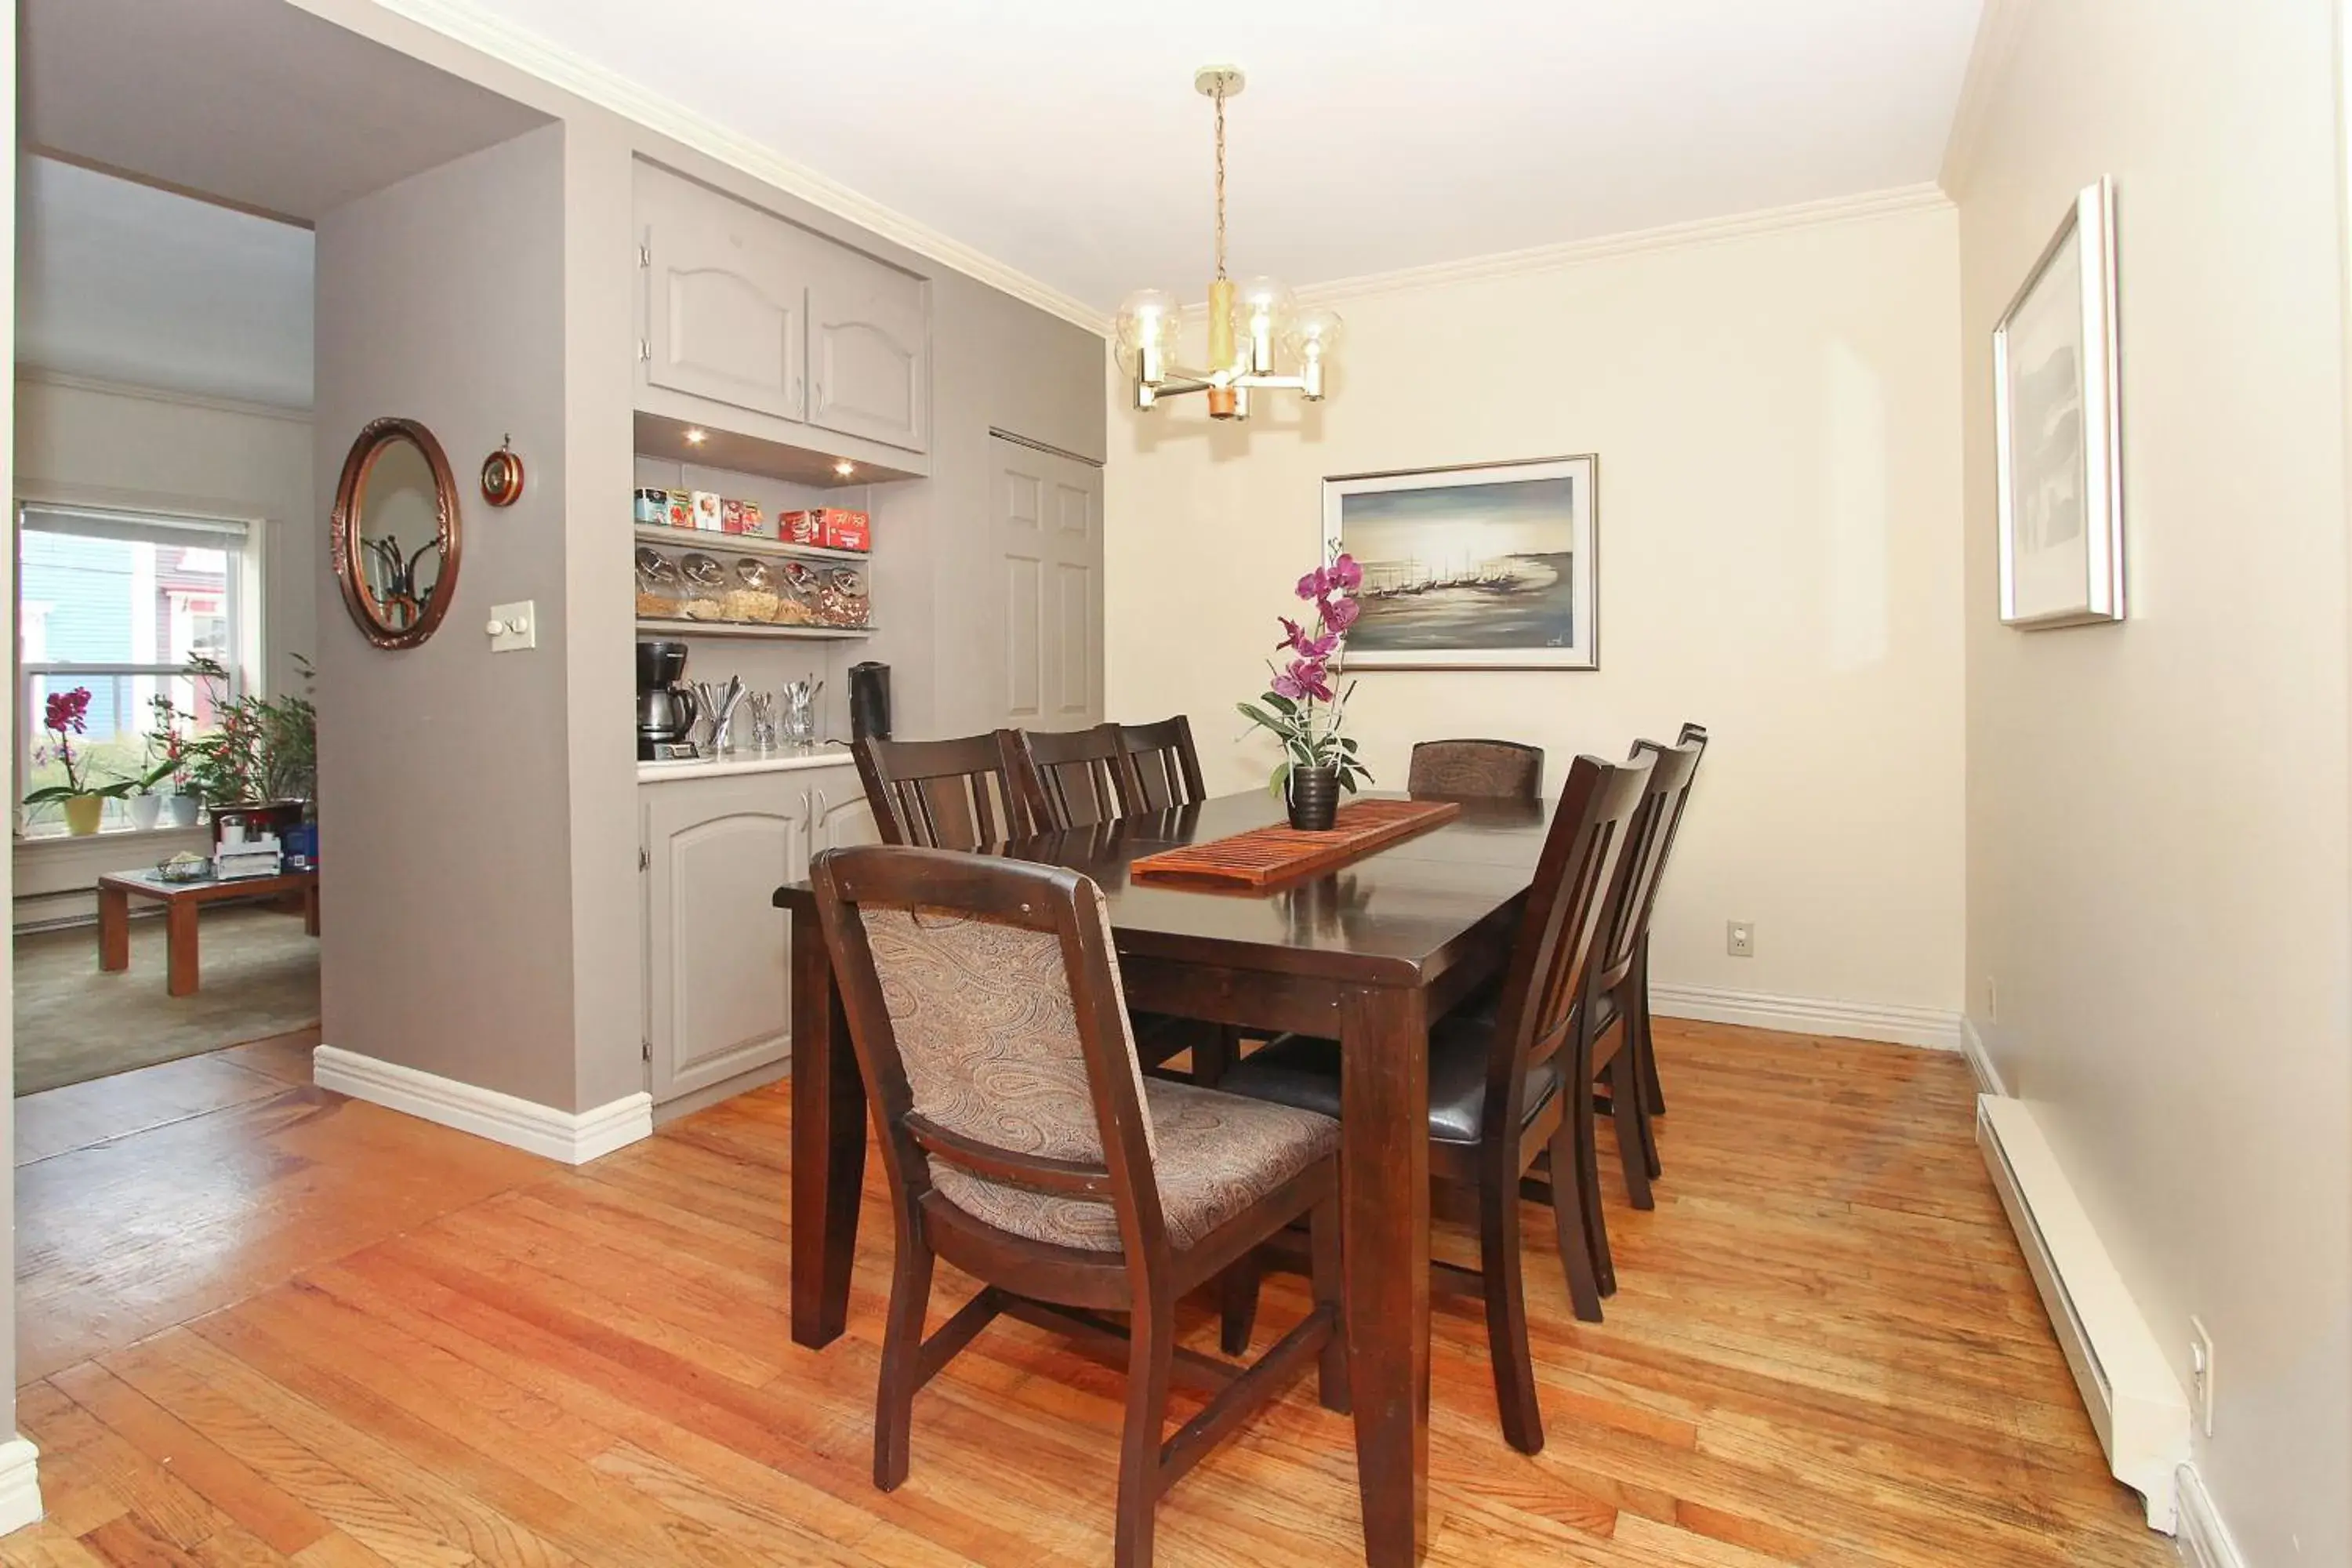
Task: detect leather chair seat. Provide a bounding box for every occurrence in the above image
[1221,1010,1563,1145]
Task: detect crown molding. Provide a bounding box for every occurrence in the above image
[14,366,312,423]
[358,0,1109,336]
[1939,0,2034,199]
[1293,183,1954,308]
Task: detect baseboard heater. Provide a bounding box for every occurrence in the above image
[1975,1095,2189,1532]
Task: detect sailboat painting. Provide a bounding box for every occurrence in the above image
[1323,455,1598,669]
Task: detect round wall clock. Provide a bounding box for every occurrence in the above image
[480,437,525,507]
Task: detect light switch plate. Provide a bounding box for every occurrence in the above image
[488,601,536,652]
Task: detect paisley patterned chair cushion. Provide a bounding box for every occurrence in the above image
[864,901,1156,1165]
[930,1080,1339,1252]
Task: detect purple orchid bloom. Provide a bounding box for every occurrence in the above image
[1329,554,1362,590]
[1320,593,1360,632]
[1272,657,1336,703]
[1276,615,1305,651]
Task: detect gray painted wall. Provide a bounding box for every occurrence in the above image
[313,123,585,1109]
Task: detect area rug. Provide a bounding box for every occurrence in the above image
[14,906,320,1095]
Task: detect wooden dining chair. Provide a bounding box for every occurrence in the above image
[853,731,1032,850]
[1011,721,1243,1087]
[1112,716,1207,813]
[1217,751,1653,1454]
[1632,722,1708,1120]
[1010,722,1134,832]
[1406,738,1544,801]
[808,845,1350,1567]
[1585,728,1708,1202]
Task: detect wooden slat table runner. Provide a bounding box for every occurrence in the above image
[1130,798,1463,889]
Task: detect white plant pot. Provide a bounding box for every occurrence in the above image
[162,794,201,829]
[127,794,163,831]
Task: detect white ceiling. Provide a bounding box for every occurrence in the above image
[16,157,316,408]
[462,0,1984,311]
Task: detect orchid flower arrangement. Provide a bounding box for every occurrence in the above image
[1237,552,1374,799]
[24,687,148,805]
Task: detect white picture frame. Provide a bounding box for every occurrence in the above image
[1994,176,2125,628]
[1322,455,1598,670]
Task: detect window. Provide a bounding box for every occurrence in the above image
[16,503,259,837]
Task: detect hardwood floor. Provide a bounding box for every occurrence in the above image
[5,1022,2172,1567]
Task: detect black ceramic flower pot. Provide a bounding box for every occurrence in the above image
[1287,765,1340,832]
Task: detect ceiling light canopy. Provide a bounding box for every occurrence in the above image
[1115,67,1342,420]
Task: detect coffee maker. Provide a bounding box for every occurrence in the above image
[637,641,700,761]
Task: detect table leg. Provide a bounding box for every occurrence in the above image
[1340,982,1432,1567]
[96,885,130,973]
[303,880,321,937]
[165,901,201,997]
[789,904,866,1348]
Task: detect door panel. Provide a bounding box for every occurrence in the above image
[644,779,804,1103]
[639,165,813,423]
[989,439,1102,730]
[809,250,929,452]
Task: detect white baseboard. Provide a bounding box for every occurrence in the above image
[2172,1465,2246,1568]
[1649,982,1962,1051]
[1960,1014,2009,1097]
[312,1045,651,1165]
[1977,1095,2189,1531]
[0,1438,42,1536]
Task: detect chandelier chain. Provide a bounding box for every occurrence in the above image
[1213,85,1227,280]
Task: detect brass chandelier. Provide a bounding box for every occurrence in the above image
[1113,67,1343,419]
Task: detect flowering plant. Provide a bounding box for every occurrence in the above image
[24,687,144,804]
[1236,552,1374,799]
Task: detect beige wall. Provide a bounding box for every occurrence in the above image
[1106,206,1967,1021]
[1951,2,2352,1561]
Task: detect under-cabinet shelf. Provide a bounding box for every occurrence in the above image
[633,524,870,565]
[634,618,875,642]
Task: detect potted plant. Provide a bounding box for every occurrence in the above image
[23,687,137,835]
[176,656,316,837]
[143,691,201,827]
[1237,553,1374,830]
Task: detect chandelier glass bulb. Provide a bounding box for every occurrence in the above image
[1112,288,1185,376]
[1283,305,1344,358]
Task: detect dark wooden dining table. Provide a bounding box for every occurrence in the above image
[772,789,1553,1568]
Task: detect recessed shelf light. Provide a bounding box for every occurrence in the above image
[833,459,856,478]
[684,427,709,446]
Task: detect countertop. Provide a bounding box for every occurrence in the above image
[637,750,857,783]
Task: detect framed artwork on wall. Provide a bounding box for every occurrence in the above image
[1994,176,2125,629]
[1322,454,1598,670]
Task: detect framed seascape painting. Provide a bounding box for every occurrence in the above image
[1994,176,2125,628]
[1322,455,1597,670]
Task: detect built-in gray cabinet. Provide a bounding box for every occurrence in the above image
[637,162,929,456]
[638,762,874,1109]
[641,775,805,1105]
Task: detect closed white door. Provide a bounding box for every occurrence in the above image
[991,436,1103,731]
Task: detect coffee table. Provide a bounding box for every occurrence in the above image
[96,866,321,997]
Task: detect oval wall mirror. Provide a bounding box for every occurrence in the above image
[331,416,462,649]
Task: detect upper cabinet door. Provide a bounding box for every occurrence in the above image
[639,165,817,424]
[808,249,930,453]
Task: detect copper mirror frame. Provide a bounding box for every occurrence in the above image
[331,416,463,650]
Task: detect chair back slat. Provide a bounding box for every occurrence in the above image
[1011,724,1132,830]
[1407,739,1544,801]
[855,732,1031,851]
[809,845,1168,1259]
[1112,716,1207,814]
[1479,753,1653,1133]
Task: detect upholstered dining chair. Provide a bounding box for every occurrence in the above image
[1009,720,1242,1087]
[853,732,1032,850]
[1112,716,1208,813]
[1217,750,1653,1454]
[1406,738,1544,801]
[1010,722,1133,832]
[808,845,1350,1568]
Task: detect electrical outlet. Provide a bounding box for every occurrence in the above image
[2189,1318,2216,1436]
[1726,920,1755,958]
[1985,975,1999,1023]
